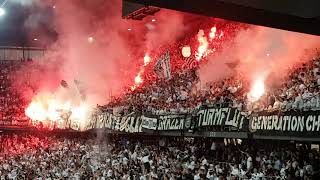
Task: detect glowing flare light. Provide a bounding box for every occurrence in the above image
[209,26,217,40]
[25,101,48,121]
[144,54,151,66]
[134,73,143,85]
[88,37,94,43]
[182,46,191,58]
[25,93,89,129]
[248,79,265,102]
[195,30,208,61]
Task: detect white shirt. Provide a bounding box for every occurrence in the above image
[194,174,201,180]
[142,155,149,163]
[293,95,303,109]
[231,166,239,176]
[123,157,128,165]
[247,156,253,170]
[251,172,264,180]
[274,159,281,170]
[299,84,306,91]
[280,167,287,177]
[206,172,215,180]
[202,158,208,166]
[131,152,137,160]
[210,142,216,151]
[273,101,281,109]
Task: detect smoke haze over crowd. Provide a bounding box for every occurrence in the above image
[14,0,189,106]
[199,26,320,90]
[8,0,320,128]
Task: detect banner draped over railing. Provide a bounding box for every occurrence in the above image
[87,112,142,133]
[195,107,247,130]
[88,107,249,132]
[249,110,320,137]
[87,108,320,139]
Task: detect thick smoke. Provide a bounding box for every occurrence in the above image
[16,0,188,107]
[199,26,320,88]
[145,10,187,51]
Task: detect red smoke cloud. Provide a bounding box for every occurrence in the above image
[12,0,320,112]
[199,26,320,90]
[14,0,192,107]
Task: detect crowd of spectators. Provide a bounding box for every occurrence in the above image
[105,70,200,115]
[0,60,30,126]
[0,133,319,179]
[103,54,320,115]
[246,58,320,112]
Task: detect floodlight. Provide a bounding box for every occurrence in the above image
[0,8,5,16]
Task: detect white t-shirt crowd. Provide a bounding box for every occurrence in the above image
[0,134,319,179]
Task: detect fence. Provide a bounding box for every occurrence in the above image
[0,46,45,61]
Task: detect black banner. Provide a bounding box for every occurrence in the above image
[195,108,248,131]
[157,114,188,131]
[249,110,320,137]
[87,112,142,133]
[87,109,320,139]
[104,108,248,132]
[90,108,248,132]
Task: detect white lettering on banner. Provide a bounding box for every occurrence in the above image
[158,115,184,130]
[267,116,272,130]
[225,109,245,129]
[251,114,320,132]
[306,116,313,131]
[251,117,257,130]
[97,114,103,128]
[197,108,227,127]
[221,108,231,126]
[131,117,142,132]
[124,116,140,133]
[114,116,120,130]
[312,115,320,131]
[197,108,245,129]
[97,113,113,129]
[87,115,97,130]
[91,112,142,133]
[119,116,141,133]
[120,116,129,131]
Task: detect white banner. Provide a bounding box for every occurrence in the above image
[141,116,157,130]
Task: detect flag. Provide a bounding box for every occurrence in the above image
[162,52,171,79]
[153,58,164,77]
[154,51,171,79]
[182,56,198,70]
[73,79,86,100]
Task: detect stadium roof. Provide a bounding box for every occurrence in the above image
[123,0,320,36]
[1,0,319,47]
